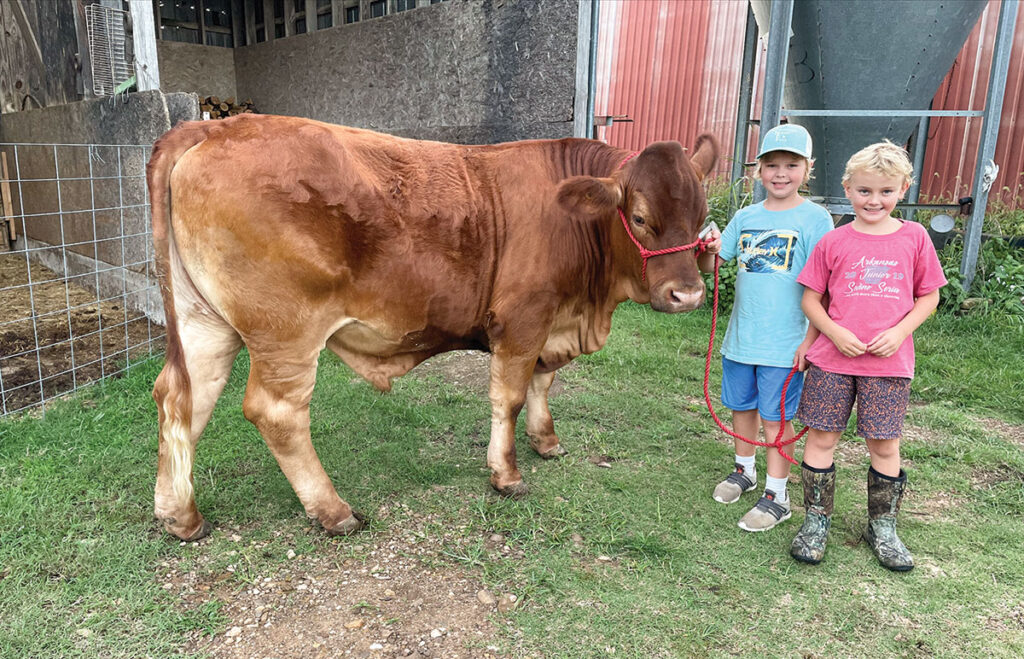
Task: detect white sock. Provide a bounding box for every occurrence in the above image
[765,475,789,502]
[735,454,756,483]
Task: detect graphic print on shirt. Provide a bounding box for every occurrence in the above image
[737,229,799,273]
[842,255,906,300]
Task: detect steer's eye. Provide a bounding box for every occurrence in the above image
[631,215,645,226]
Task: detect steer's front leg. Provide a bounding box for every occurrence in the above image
[486,350,537,498]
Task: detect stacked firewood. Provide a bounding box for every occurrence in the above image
[199,96,258,119]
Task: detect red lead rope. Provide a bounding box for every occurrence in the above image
[614,150,803,463]
[702,256,806,465]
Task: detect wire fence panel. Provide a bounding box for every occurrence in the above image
[0,143,164,417]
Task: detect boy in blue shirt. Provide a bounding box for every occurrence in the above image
[699,124,833,531]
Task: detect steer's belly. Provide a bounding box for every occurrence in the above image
[326,316,477,392]
[329,317,413,355]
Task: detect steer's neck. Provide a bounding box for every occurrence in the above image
[555,138,632,180]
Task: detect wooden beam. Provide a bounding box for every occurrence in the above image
[1,152,16,243]
[306,0,318,31]
[263,0,275,41]
[231,0,244,46]
[73,0,96,97]
[241,0,253,45]
[573,0,595,138]
[128,0,161,90]
[283,0,294,36]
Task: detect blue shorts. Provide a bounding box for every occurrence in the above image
[721,357,804,421]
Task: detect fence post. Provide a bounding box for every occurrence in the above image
[960,0,1018,290]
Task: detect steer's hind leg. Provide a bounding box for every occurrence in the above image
[526,370,567,459]
[242,352,364,536]
[154,316,242,541]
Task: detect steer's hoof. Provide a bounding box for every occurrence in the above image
[532,442,568,460]
[165,518,212,542]
[496,481,530,499]
[325,511,366,537]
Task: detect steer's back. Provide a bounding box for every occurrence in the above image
[162,114,524,357]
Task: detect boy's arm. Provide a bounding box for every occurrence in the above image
[802,288,868,358]
[794,312,821,371]
[697,252,719,273]
[697,226,722,273]
[866,289,941,358]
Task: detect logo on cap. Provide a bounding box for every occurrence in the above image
[757,124,813,159]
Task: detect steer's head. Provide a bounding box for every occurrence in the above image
[556,135,719,312]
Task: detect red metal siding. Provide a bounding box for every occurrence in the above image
[922,0,1024,208]
[594,0,714,160]
[595,0,779,178]
[699,0,752,172]
[597,0,1024,207]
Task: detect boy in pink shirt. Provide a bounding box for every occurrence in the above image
[791,141,947,571]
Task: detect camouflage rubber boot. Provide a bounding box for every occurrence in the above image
[864,467,914,572]
[790,463,836,565]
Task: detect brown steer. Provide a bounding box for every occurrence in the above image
[147,114,717,540]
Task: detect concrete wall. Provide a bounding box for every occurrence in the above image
[0,89,197,145]
[0,90,198,323]
[157,41,238,101]
[233,0,580,143]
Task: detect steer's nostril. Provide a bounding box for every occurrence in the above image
[671,288,704,307]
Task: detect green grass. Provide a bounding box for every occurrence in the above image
[1,304,1022,657]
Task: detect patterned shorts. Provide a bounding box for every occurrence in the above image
[796,365,911,440]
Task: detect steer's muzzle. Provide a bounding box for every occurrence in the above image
[651,279,706,312]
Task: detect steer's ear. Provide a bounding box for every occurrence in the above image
[556,176,623,222]
[689,133,719,181]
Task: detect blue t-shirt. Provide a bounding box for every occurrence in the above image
[719,199,833,367]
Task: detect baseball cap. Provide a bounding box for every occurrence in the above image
[756,124,812,159]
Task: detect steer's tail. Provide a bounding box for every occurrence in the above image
[147,121,216,507]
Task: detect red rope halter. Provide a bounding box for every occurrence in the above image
[617,209,707,281]
[615,151,707,281]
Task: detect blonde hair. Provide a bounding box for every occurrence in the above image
[842,140,915,187]
[752,151,814,185]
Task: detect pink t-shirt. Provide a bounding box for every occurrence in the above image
[797,221,947,378]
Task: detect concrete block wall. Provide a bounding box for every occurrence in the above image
[0,90,199,322]
[232,0,580,144]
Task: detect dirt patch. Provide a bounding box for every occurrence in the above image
[904,488,956,522]
[984,601,1024,633]
[411,351,493,396]
[174,496,521,658]
[412,350,575,399]
[977,416,1024,449]
[171,353,588,657]
[0,254,162,413]
[970,463,1024,489]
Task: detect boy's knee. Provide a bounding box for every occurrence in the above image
[866,437,900,459]
[807,430,840,451]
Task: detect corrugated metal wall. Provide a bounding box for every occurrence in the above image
[596,0,1024,208]
[594,0,717,168]
[920,0,1024,207]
